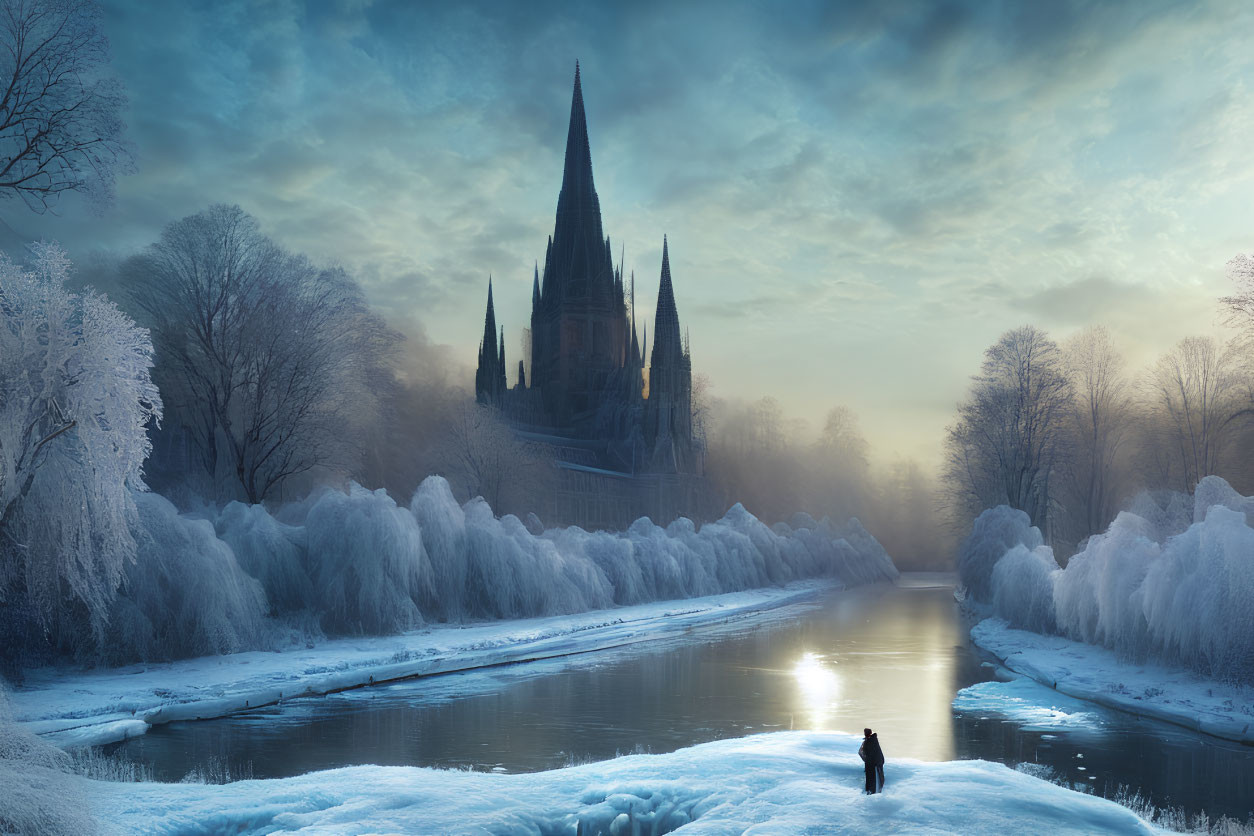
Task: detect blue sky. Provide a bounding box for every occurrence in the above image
[13,0,1254,464]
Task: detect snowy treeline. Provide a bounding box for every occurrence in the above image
[944,303,1254,557]
[959,475,1254,685]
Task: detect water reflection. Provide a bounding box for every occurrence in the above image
[108,581,1254,822]
[792,652,840,728]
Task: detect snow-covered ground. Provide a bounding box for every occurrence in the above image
[12,581,841,749]
[81,731,1164,835]
[970,618,1254,743]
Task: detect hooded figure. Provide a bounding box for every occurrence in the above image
[858,728,885,793]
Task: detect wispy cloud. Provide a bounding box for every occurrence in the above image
[14,0,1254,463]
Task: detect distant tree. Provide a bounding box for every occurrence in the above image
[808,405,870,520]
[1058,326,1132,545]
[1143,336,1242,492]
[0,243,159,658]
[0,0,132,213]
[437,399,553,515]
[124,205,397,504]
[944,326,1073,536]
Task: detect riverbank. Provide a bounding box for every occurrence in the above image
[970,618,1254,744]
[81,731,1165,835]
[11,581,845,749]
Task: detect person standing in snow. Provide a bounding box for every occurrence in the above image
[858,728,885,793]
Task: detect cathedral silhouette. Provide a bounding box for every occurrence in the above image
[474,64,707,529]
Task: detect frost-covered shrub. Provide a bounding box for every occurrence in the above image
[1139,506,1254,684]
[1124,489,1193,543]
[1192,475,1254,526]
[104,493,269,663]
[958,505,1043,603]
[216,501,311,615]
[981,477,1254,685]
[0,688,94,835]
[304,484,433,634]
[1053,512,1159,657]
[991,544,1060,633]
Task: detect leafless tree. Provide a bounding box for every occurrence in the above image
[437,399,553,514]
[1058,326,1132,545]
[124,204,397,504]
[0,0,132,213]
[1143,336,1243,492]
[944,326,1074,536]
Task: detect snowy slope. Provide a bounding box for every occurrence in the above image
[82,731,1165,835]
[13,582,839,749]
[970,618,1254,743]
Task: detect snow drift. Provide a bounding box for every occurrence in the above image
[962,476,1254,685]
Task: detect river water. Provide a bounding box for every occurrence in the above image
[109,576,1254,822]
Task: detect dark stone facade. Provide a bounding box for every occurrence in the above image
[474,65,706,530]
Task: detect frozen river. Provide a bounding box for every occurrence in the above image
[109,576,1254,822]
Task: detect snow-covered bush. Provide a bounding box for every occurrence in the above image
[958,505,1043,603]
[0,686,94,834]
[104,493,269,663]
[1053,512,1159,656]
[1139,505,1254,684]
[216,501,311,615]
[990,544,1059,633]
[303,484,433,634]
[974,476,1254,685]
[214,476,895,637]
[0,244,161,664]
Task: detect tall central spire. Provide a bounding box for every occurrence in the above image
[548,60,611,301]
[560,60,595,203]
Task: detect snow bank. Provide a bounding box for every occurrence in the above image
[963,476,1254,686]
[970,619,1254,744]
[11,583,837,749]
[77,731,1165,835]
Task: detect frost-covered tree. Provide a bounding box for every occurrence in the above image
[0,243,159,660]
[945,326,1073,536]
[0,0,133,212]
[124,205,398,503]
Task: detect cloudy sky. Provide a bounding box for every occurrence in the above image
[14,0,1254,465]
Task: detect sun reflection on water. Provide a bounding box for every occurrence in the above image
[792,652,840,729]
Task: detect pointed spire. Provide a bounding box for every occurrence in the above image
[476,276,501,405]
[532,261,541,307]
[550,62,608,299]
[651,236,682,372]
[481,276,498,358]
[560,60,596,208]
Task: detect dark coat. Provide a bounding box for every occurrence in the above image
[859,733,885,767]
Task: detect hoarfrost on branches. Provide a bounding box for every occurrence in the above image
[0,243,160,655]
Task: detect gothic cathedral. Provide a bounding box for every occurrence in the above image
[473,64,705,528]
